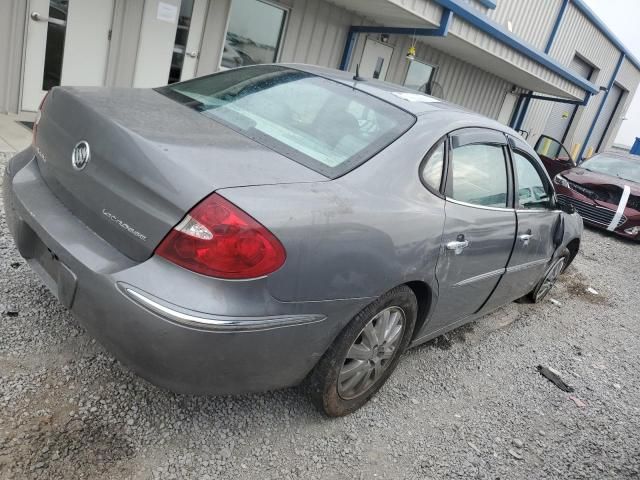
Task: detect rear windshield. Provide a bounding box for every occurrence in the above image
[156,65,415,178]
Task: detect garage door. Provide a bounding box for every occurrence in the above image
[542,56,593,142]
[589,84,624,153]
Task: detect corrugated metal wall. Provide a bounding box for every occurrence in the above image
[598,58,640,151]
[482,0,563,52]
[0,0,26,114]
[391,0,443,25]
[549,3,619,151]
[279,0,362,67]
[447,16,583,100]
[386,36,511,119]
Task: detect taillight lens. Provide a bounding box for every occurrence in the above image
[33,92,50,145]
[155,193,286,279]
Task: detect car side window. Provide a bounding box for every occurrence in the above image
[448,143,508,208]
[512,151,554,210]
[421,141,445,192]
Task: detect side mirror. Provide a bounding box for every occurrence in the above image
[559,202,576,215]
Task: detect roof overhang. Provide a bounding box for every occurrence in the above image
[420,35,587,100]
[327,0,439,28]
[332,0,602,101]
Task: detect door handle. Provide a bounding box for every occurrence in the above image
[446,240,469,255]
[30,11,67,26]
[186,51,199,58]
[519,232,532,246]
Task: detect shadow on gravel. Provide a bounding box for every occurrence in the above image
[0,415,135,478]
[431,323,476,350]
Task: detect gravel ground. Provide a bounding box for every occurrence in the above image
[1,150,639,479]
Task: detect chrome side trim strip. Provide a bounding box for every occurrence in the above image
[124,288,326,332]
[454,268,505,287]
[447,198,514,212]
[506,258,548,274]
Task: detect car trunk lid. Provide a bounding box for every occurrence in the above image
[34,86,326,261]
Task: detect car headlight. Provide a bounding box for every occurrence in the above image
[624,226,640,236]
[554,174,570,188]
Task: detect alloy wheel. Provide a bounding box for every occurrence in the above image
[535,257,566,302]
[337,306,406,400]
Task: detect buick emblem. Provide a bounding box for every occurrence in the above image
[71,140,91,171]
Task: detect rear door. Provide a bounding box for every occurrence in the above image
[485,140,561,307]
[427,129,517,333]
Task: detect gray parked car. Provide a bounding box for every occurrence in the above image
[3,65,582,416]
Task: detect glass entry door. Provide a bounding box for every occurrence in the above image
[169,0,209,83]
[21,0,114,112]
[134,0,208,87]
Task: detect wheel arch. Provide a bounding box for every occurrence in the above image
[404,280,434,340]
[564,238,580,270]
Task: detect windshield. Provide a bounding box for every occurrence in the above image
[156,65,415,178]
[580,155,640,184]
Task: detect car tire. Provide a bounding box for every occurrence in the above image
[307,285,417,417]
[527,252,569,303]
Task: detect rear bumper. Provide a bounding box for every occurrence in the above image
[3,151,369,394]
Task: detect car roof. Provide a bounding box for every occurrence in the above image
[284,63,516,133]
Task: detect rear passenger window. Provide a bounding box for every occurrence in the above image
[421,141,444,192]
[513,151,553,210]
[448,144,508,208]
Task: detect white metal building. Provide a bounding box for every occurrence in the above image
[1,0,639,160]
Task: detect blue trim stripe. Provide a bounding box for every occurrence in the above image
[433,0,598,95]
[476,0,497,9]
[578,52,625,162]
[545,0,569,54]
[572,0,640,71]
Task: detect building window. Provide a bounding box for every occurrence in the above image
[404,60,436,94]
[221,0,287,69]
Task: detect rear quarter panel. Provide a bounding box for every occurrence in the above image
[218,117,456,303]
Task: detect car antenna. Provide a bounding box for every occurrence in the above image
[353,63,365,82]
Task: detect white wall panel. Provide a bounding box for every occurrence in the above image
[0,0,27,114]
[481,0,563,52]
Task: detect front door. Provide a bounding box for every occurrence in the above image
[484,144,561,309]
[534,135,575,178]
[359,38,393,81]
[22,0,114,112]
[427,129,517,333]
[133,0,209,88]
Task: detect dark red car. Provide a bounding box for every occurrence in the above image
[552,152,640,240]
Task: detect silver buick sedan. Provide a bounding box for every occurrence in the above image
[3,64,582,416]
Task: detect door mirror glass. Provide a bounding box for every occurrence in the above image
[513,151,554,210]
[559,202,576,214]
[447,143,509,208]
[535,135,574,165]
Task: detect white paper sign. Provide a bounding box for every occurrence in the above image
[157,1,178,23]
[392,92,440,103]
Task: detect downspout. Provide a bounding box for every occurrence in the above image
[577,52,625,162]
[338,8,453,71]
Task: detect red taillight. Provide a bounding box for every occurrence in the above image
[155,193,286,279]
[32,92,50,145]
